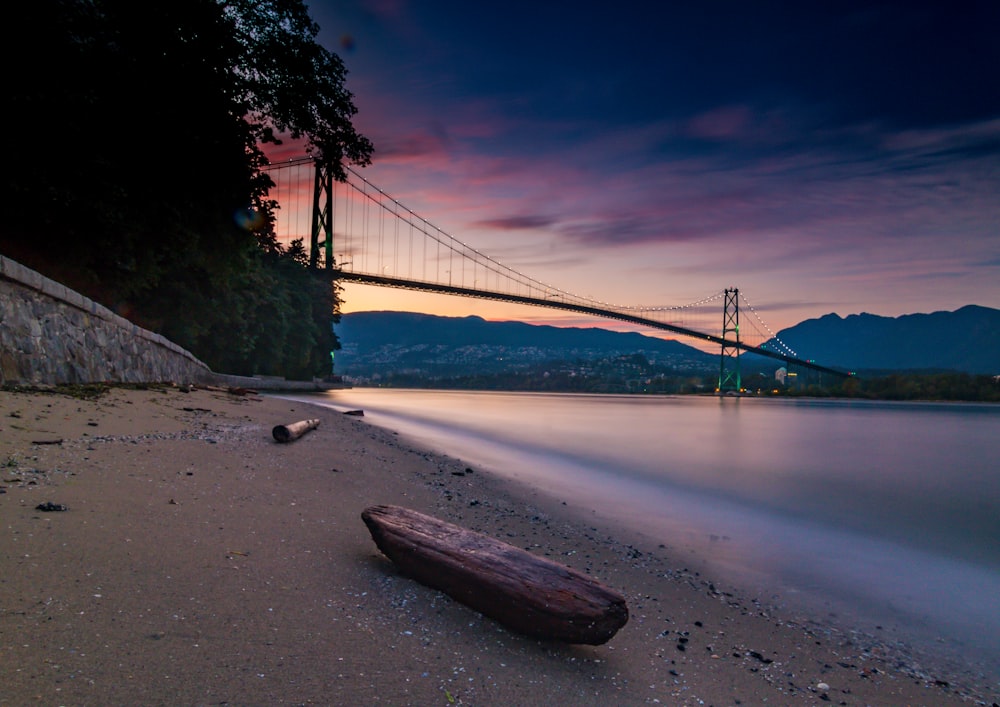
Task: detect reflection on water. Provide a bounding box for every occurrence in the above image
[288,389,1000,678]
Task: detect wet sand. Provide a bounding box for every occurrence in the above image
[0,385,994,705]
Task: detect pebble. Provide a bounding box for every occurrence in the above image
[35,501,68,512]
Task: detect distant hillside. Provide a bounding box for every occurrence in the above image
[770,305,1000,374]
[334,311,716,380]
[333,306,999,384]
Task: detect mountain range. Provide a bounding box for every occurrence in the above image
[333,305,999,380]
[767,305,999,374]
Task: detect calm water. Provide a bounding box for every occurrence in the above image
[290,389,1000,678]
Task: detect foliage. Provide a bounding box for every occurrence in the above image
[3,0,371,378]
[353,354,716,394]
[222,0,373,179]
[778,372,1000,402]
[351,356,1000,402]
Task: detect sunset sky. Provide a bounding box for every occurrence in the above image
[278,1,1000,336]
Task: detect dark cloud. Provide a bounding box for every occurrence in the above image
[982,256,1000,268]
[472,215,557,231]
[369,128,451,160]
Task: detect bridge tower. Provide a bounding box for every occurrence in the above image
[717,287,742,394]
[310,160,335,270]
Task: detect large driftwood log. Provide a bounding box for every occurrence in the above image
[361,504,629,644]
[272,418,320,443]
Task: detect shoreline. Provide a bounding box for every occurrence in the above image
[1,385,995,705]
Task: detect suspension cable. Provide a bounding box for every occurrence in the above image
[739,291,798,357]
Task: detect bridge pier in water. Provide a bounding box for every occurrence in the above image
[717,288,742,394]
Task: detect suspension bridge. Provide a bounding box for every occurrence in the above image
[263,157,850,391]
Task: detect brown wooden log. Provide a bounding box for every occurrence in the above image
[361,504,628,644]
[271,418,320,443]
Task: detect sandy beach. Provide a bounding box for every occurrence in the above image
[1,385,995,706]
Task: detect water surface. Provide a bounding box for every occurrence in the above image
[291,389,1000,680]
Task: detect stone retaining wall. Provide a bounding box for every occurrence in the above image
[1,255,339,391]
[0,255,216,386]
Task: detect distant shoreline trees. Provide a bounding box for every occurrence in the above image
[348,362,1000,402]
[773,371,1000,402]
[4,0,372,378]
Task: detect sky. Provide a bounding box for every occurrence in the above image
[280,0,1000,336]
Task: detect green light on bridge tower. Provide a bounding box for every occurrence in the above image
[311,160,335,270]
[717,287,741,394]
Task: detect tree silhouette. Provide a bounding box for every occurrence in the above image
[4,0,372,377]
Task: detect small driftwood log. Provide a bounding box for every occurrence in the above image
[361,504,628,644]
[272,418,320,443]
